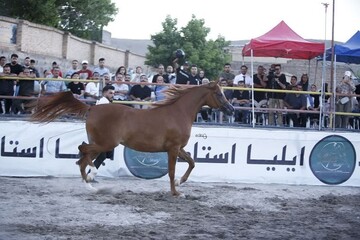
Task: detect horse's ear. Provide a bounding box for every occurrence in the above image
[209,79,219,88]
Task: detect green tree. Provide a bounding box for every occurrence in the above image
[0,0,59,27]
[146,15,231,80]
[56,0,118,42]
[0,0,118,42]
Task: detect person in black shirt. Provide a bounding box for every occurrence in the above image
[266,64,287,126]
[188,64,201,85]
[152,64,169,83]
[232,80,251,123]
[173,59,190,85]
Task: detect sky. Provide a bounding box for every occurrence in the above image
[104,0,360,43]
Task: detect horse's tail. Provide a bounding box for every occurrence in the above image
[30,91,90,123]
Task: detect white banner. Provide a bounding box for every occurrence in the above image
[0,121,359,186]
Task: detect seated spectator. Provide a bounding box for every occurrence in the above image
[231,80,251,124]
[68,72,85,99]
[220,79,233,101]
[283,84,307,127]
[154,75,168,101]
[84,72,101,101]
[129,74,152,109]
[112,73,129,101]
[41,67,67,95]
[199,78,212,122]
[102,72,112,85]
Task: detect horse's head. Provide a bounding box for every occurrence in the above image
[205,80,234,116]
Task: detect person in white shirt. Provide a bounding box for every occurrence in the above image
[112,73,129,100]
[85,72,101,101]
[96,85,115,105]
[234,65,253,86]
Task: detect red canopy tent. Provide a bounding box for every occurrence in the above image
[242,21,324,60]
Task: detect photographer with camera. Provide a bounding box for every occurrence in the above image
[266,64,288,126]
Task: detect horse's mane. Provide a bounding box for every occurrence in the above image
[152,85,196,107]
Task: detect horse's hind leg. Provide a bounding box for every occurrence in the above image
[177,148,195,185]
[77,144,99,182]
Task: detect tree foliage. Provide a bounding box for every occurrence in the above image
[0,0,118,41]
[56,0,118,41]
[145,15,231,80]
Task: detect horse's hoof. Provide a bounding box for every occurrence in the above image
[86,174,94,182]
[172,192,186,198]
[174,179,180,186]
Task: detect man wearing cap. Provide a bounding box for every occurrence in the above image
[335,71,356,129]
[77,60,93,80]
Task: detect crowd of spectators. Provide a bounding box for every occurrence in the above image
[0,53,359,130]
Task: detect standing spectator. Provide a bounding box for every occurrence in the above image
[173,59,190,85]
[23,57,40,78]
[267,64,287,126]
[29,58,40,77]
[65,60,80,78]
[188,64,201,85]
[93,58,110,77]
[198,69,206,82]
[115,66,127,77]
[6,53,23,75]
[253,65,268,107]
[335,71,356,129]
[166,65,176,84]
[14,68,36,114]
[77,60,93,80]
[50,61,63,77]
[112,73,129,101]
[40,67,67,95]
[68,72,85,99]
[283,84,308,127]
[152,64,169,83]
[287,75,298,90]
[219,63,235,85]
[131,66,143,82]
[0,56,6,73]
[299,73,310,91]
[0,65,16,114]
[129,74,152,109]
[234,65,253,87]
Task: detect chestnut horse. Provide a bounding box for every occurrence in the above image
[30,81,234,196]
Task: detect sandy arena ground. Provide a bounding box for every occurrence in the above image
[0,176,359,240]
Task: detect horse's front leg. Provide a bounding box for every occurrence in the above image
[177,148,195,185]
[168,148,181,196]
